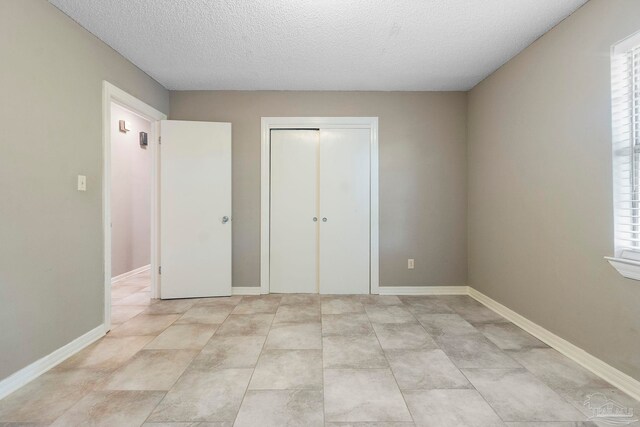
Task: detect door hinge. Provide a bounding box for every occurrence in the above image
[158,136,161,144]
[158,266,162,275]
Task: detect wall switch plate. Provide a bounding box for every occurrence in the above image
[408,258,414,269]
[77,175,87,191]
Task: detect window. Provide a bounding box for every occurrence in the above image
[608,31,640,279]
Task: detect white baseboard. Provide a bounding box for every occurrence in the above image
[0,324,105,400]
[111,264,150,284]
[468,287,640,402]
[232,286,262,295]
[4,284,639,404]
[378,285,469,295]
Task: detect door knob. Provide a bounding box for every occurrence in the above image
[222,216,229,224]
[313,217,318,222]
[322,217,327,222]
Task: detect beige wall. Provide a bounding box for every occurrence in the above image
[110,104,151,277]
[468,0,640,380]
[0,0,168,380]
[170,91,468,288]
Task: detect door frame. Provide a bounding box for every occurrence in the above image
[260,117,379,295]
[102,81,167,331]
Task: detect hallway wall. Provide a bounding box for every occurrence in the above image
[0,0,169,381]
[110,104,151,277]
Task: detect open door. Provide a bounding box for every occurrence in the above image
[160,120,232,299]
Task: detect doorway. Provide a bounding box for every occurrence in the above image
[260,117,380,295]
[109,102,153,323]
[102,82,166,331]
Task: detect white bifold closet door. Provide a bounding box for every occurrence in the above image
[318,128,370,294]
[270,128,370,294]
[270,130,319,293]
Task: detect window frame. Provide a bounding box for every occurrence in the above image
[606,30,640,280]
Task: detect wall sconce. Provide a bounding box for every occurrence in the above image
[119,120,131,133]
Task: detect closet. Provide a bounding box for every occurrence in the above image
[270,128,371,294]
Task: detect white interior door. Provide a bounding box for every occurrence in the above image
[160,120,232,299]
[319,128,370,294]
[270,130,319,293]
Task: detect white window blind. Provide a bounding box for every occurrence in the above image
[612,34,640,257]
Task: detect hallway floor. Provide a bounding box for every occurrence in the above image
[110,269,152,325]
[0,272,638,426]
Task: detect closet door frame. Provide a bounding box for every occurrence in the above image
[260,117,379,295]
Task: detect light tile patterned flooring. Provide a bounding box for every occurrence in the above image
[0,271,638,426]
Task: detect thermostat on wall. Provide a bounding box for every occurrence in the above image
[139,131,148,148]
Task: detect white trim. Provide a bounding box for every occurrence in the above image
[376,283,640,400]
[111,264,150,284]
[0,324,105,400]
[468,287,640,402]
[378,285,469,295]
[102,81,167,332]
[232,286,262,295]
[612,29,640,56]
[605,256,640,281]
[150,119,162,299]
[260,117,379,295]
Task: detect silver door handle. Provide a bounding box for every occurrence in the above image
[322,217,327,222]
[313,217,318,222]
[222,216,229,224]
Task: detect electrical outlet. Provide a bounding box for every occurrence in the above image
[408,258,415,269]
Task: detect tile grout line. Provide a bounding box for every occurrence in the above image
[457,366,509,424]
[440,297,547,424]
[108,272,153,334]
[366,298,417,425]
[5,292,636,425]
[139,294,243,426]
[319,300,327,426]
[50,271,165,427]
[429,297,512,424]
[394,296,506,425]
[45,273,164,425]
[231,296,281,426]
[396,296,443,425]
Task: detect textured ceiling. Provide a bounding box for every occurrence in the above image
[49,0,587,91]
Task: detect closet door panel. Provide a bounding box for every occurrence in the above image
[270,130,319,293]
[319,128,370,294]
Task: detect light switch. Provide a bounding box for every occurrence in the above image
[408,259,415,269]
[77,175,87,191]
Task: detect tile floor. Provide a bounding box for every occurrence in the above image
[0,271,638,426]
